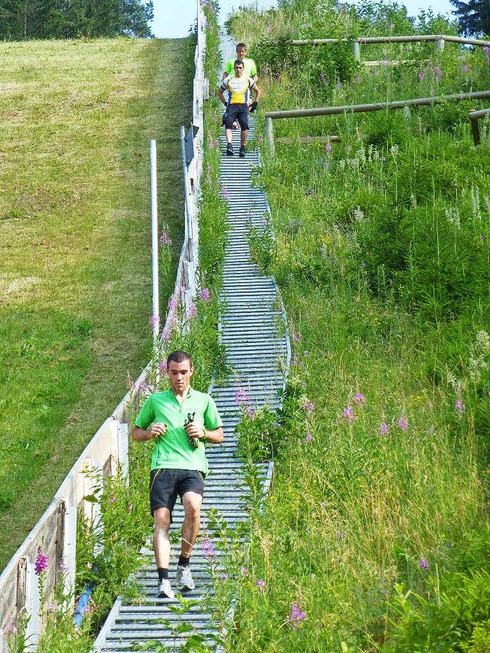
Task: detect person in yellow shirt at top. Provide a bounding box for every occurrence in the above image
[218,59,261,158]
[222,42,257,83]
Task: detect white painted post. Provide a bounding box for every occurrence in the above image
[118,422,129,483]
[61,498,77,606]
[150,139,160,345]
[25,562,39,651]
[437,38,445,51]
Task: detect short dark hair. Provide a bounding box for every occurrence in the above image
[236,42,247,50]
[167,350,193,367]
[234,59,244,68]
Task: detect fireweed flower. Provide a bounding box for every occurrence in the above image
[419,557,429,570]
[343,406,356,421]
[325,143,332,152]
[287,602,307,627]
[35,549,48,576]
[418,70,426,80]
[303,400,314,412]
[234,386,251,405]
[398,417,409,431]
[186,303,197,320]
[305,432,314,443]
[200,287,210,301]
[455,399,466,413]
[353,392,366,406]
[167,296,178,310]
[244,405,256,420]
[58,558,69,574]
[149,315,160,329]
[256,579,266,591]
[201,538,217,559]
[240,567,249,575]
[159,360,168,372]
[160,231,172,246]
[379,422,389,436]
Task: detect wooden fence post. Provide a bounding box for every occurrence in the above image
[352,41,360,62]
[265,117,275,156]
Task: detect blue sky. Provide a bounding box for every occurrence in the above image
[151,0,455,39]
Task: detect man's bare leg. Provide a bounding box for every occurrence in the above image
[176,491,203,591]
[154,507,174,597]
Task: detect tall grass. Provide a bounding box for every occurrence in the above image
[219,1,490,650]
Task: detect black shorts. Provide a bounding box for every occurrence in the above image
[149,468,204,515]
[223,104,249,131]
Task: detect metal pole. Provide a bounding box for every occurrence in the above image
[150,139,160,344]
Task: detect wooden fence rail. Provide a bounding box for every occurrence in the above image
[264,90,490,153]
[287,34,490,64]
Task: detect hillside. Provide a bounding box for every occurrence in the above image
[0,36,193,571]
[216,1,490,650]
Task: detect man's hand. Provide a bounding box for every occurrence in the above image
[149,422,168,438]
[250,101,258,113]
[185,421,205,441]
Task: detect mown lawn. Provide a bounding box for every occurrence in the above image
[0,36,193,570]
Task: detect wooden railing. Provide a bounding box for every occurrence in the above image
[0,5,209,648]
[287,34,490,65]
[469,107,490,145]
[264,90,490,154]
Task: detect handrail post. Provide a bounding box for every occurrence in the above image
[265,117,275,156]
[150,139,160,346]
[470,115,481,146]
[437,38,445,51]
[352,41,360,62]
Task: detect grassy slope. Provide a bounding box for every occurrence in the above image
[0,37,192,570]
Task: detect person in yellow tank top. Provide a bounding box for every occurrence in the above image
[218,59,261,158]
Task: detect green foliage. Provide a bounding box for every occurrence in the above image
[0,0,154,40]
[220,1,490,651]
[247,214,276,274]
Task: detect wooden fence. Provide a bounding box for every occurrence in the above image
[265,90,490,154]
[287,33,490,65]
[0,4,208,648]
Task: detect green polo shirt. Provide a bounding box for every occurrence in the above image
[225,56,257,79]
[134,387,222,475]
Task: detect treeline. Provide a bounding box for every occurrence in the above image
[0,0,154,40]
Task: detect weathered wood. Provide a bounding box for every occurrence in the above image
[275,135,341,144]
[265,90,490,120]
[288,34,490,47]
[469,107,490,145]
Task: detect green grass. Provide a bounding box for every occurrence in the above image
[218,1,490,651]
[0,36,193,570]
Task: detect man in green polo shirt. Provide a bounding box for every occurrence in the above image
[132,350,224,599]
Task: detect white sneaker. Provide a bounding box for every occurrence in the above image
[176,565,195,591]
[157,578,175,599]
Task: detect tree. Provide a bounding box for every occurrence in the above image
[0,0,154,39]
[450,0,490,37]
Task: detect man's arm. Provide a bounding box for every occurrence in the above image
[132,422,167,442]
[217,86,227,107]
[252,82,261,102]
